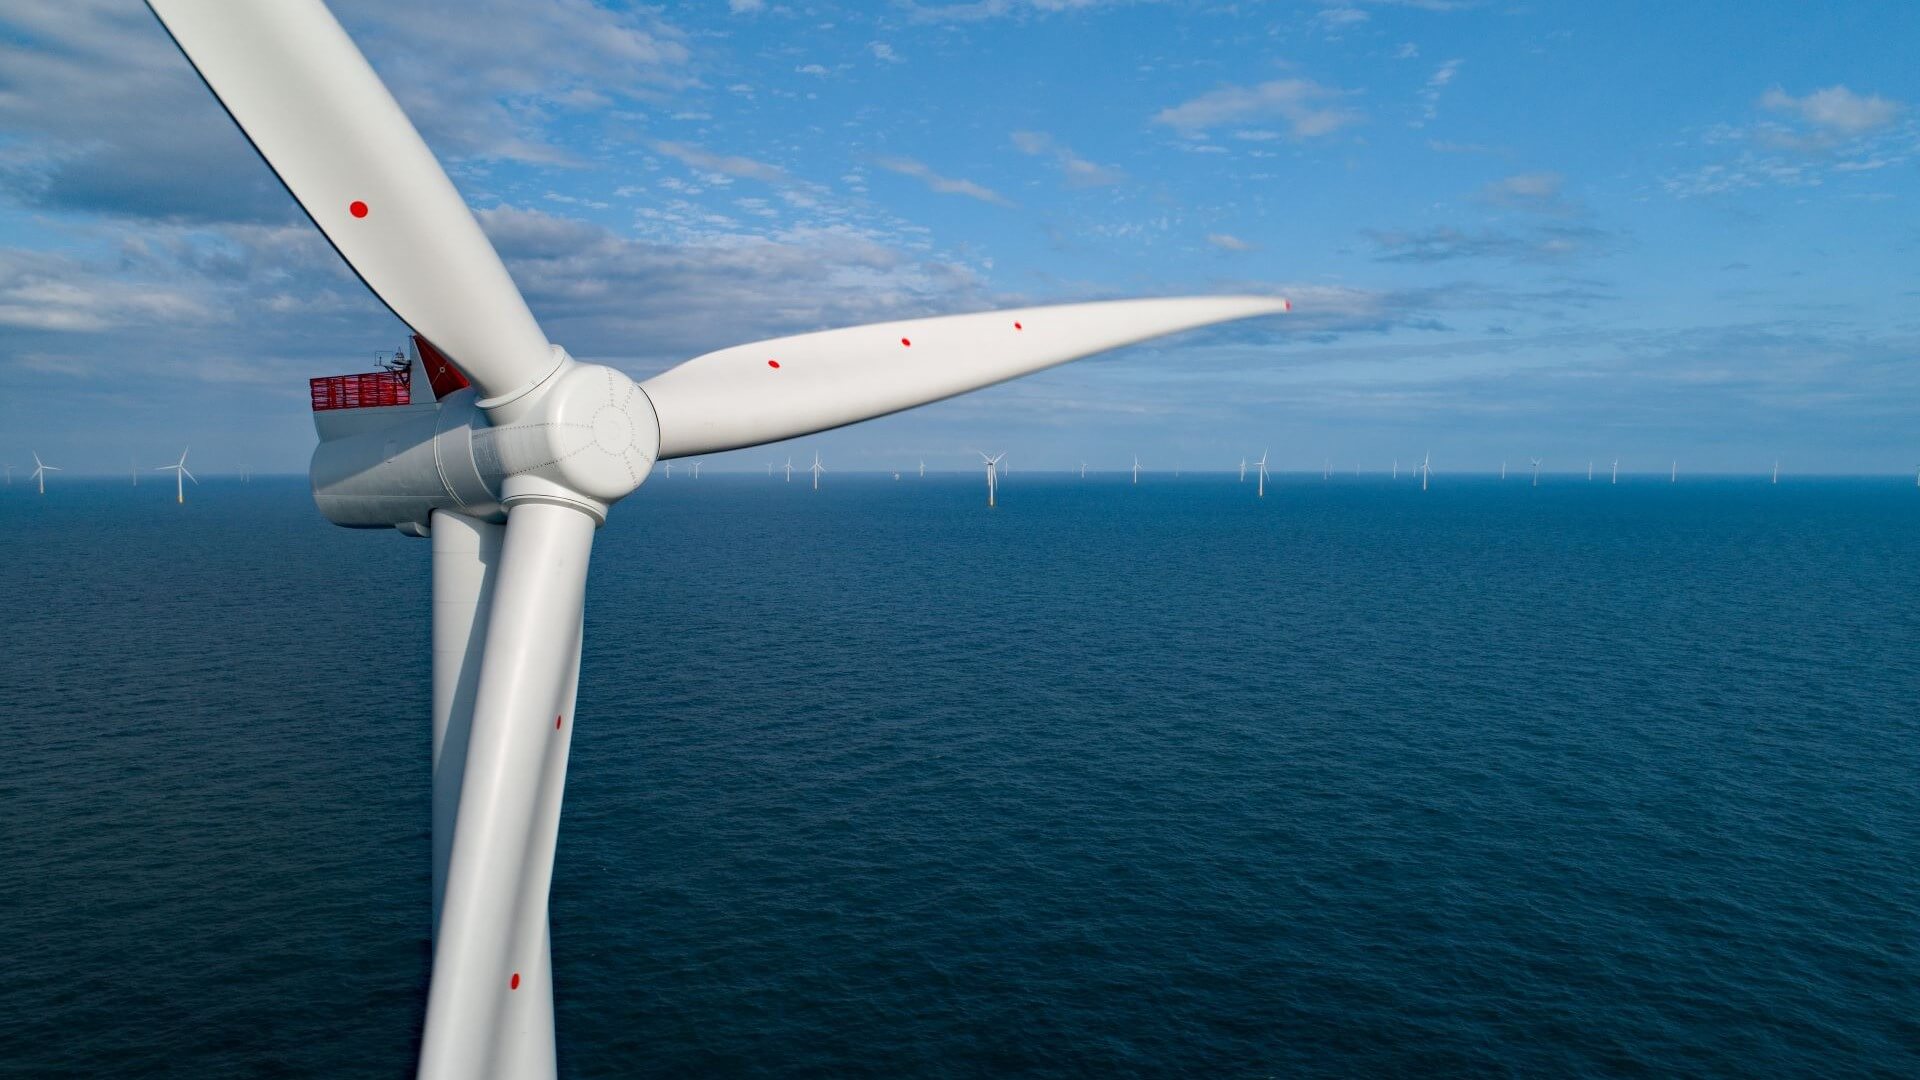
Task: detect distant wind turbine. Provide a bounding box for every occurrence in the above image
[663,461,672,479]
[1671,460,1677,484]
[1531,457,1542,487]
[156,447,198,504]
[30,451,60,495]
[918,460,925,478]
[3,464,13,487]
[1501,460,1507,481]
[1612,459,1619,485]
[783,457,794,483]
[1080,462,1087,480]
[767,462,773,477]
[1239,457,1247,482]
[690,460,701,479]
[1255,449,1269,498]
[1132,456,1141,485]
[978,451,1004,507]
[1322,458,1330,481]
[1392,459,1398,480]
[1420,451,1431,492]
[1587,460,1594,482]
[810,451,825,491]
[132,457,139,487]
[1772,460,1779,485]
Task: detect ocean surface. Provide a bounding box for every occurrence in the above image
[1,472,1916,1078]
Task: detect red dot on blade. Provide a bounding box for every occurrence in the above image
[555,715,563,730]
[349,201,368,218]
[1013,322,1023,330]
[510,973,521,990]
[900,337,911,347]
[767,359,780,369]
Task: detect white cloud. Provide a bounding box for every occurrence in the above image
[874,158,1014,206]
[1206,233,1255,252]
[651,142,789,185]
[869,41,904,63]
[1760,85,1903,134]
[1009,131,1124,188]
[1152,78,1363,139]
[729,0,764,11]
[1414,59,1462,126]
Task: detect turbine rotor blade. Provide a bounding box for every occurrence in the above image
[644,296,1289,458]
[419,502,594,1079]
[146,0,556,402]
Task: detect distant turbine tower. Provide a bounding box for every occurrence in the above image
[1420,451,1431,492]
[783,457,793,483]
[1772,460,1779,485]
[810,451,825,491]
[1530,457,1542,487]
[156,446,198,504]
[1255,449,1269,498]
[1322,458,1330,481]
[1671,460,1677,483]
[242,465,252,483]
[767,462,773,477]
[1392,459,1398,480]
[1132,456,1141,485]
[3,464,13,487]
[1080,462,1087,479]
[1239,457,1247,482]
[663,461,672,479]
[978,451,1004,507]
[30,451,61,495]
[1611,459,1619,484]
[132,456,139,487]
[918,460,925,478]
[690,461,701,479]
[1587,460,1594,481]
[1501,460,1507,481]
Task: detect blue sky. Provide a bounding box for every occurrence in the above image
[1,0,1916,475]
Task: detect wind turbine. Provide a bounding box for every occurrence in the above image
[1238,457,1247,482]
[1392,459,1398,480]
[30,451,59,495]
[1255,449,1268,498]
[783,457,794,482]
[1080,462,1087,479]
[811,451,826,491]
[663,461,672,479]
[1501,460,1507,481]
[1612,459,1619,485]
[690,460,701,479]
[1671,460,1678,483]
[1132,456,1141,485]
[918,460,924,478]
[1530,457,1542,487]
[132,456,140,487]
[156,447,198,504]
[1420,451,1431,492]
[3,464,12,487]
[1587,460,1594,481]
[1772,460,1779,485]
[143,3,1292,1076]
[978,451,1004,507]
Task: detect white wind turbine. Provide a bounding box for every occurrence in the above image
[690,460,701,479]
[144,3,1292,1076]
[1530,457,1542,487]
[1255,449,1269,498]
[918,459,925,478]
[811,450,826,491]
[1772,460,1779,485]
[1587,460,1594,481]
[1671,460,1678,483]
[1500,460,1507,480]
[1612,458,1619,484]
[1080,462,1087,479]
[132,456,140,487]
[1420,451,1432,492]
[978,451,1004,507]
[1392,458,1398,480]
[1132,456,1142,485]
[30,451,59,495]
[783,457,794,482]
[1238,457,1247,482]
[156,447,198,504]
[3,463,13,487]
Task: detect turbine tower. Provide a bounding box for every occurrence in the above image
[1255,449,1269,498]
[143,3,1293,1075]
[1420,451,1431,492]
[978,451,1004,507]
[1080,462,1087,479]
[30,451,59,495]
[1671,460,1677,483]
[1132,456,1141,485]
[811,451,825,491]
[1530,457,1542,487]
[1772,460,1779,485]
[1588,460,1594,481]
[1612,458,1619,485]
[156,447,198,504]
[918,460,924,478]
[1392,459,1398,480]
[690,461,701,479]
[1239,457,1247,482]
[1501,460,1507,481]
[132,456,139,487]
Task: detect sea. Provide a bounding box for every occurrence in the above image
[2,473,1916,1078]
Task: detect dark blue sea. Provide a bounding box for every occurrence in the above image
[2,473,1917,1078]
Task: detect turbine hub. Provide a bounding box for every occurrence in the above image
[481,357,660,518]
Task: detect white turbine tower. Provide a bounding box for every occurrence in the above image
[133,456,140,487]
[1132,456,1141,485]
[1420,451,1431,492]
[1255,449,1269,498]
[918,459,925,478]
[1772,460,1779,485]
[1671,460,1678,483]
[1588,460,1594,481]
[30,451,59,495]
[783,457,794,482]
[811,451,826,491]
[690,460,701,479]
[663,461,671,478]
[1530,457,1542,487]
[1238,457,1247,482]
[144,3,1292,1076]
[1612,458,1619,484]
[1392,459,1398,480]
[1080,462,1087,479]
[978,451,1004,507]
[1501,460,1507,481]
[156,447,198,504]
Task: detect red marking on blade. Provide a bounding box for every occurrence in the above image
[1013,322,1023,330]
[510,973,521,990]
[1281,299,1291,312]
[767,359,780,369]
[349,201,368,218]
[556,715,564,730]
[900,337,911,347]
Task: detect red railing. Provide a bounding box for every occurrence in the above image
[310,369,411,411]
